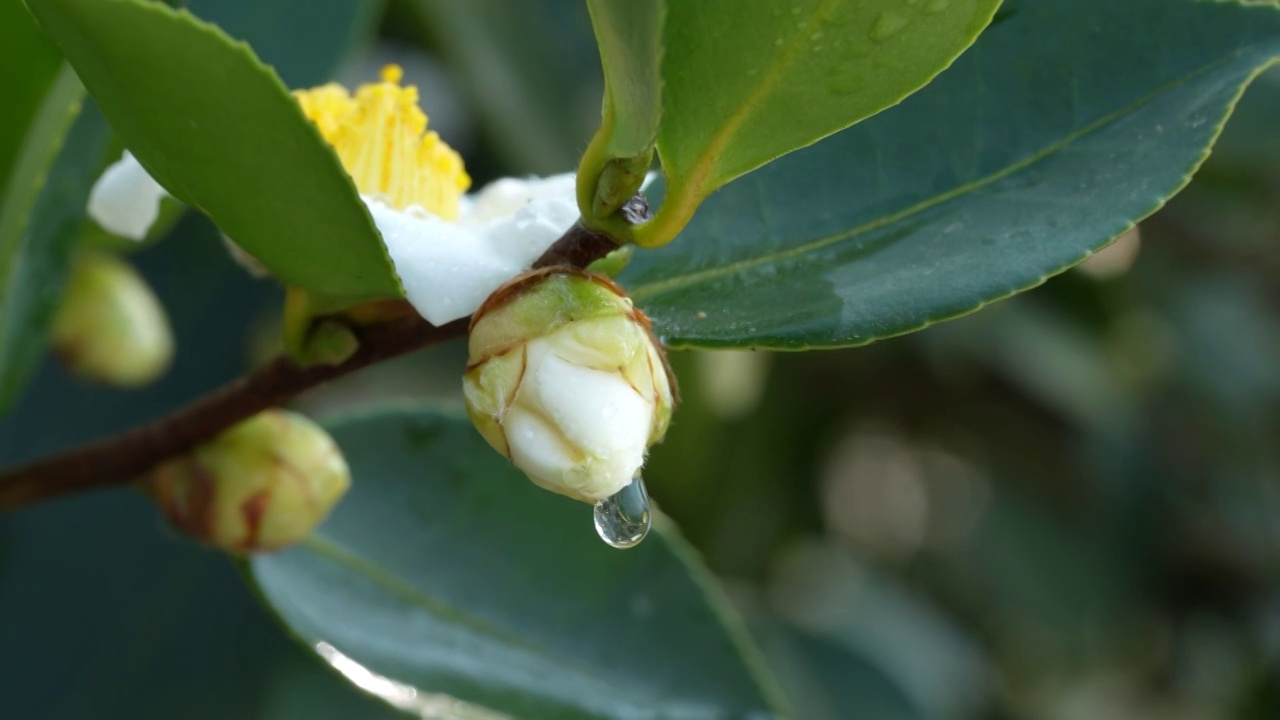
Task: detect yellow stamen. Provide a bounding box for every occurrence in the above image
[294,64,470,219]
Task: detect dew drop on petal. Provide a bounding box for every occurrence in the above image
[593,475,651,549]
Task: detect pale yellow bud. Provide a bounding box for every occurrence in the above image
[464,268,677,503]
[51,252,173,387]
[148,410,350,553]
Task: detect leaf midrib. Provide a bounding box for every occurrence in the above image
[630,48,1270,304]
[664,0,840,196]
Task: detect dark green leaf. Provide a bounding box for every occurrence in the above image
[0,0,61,195]
[639,0,1000,246]
[0,69,99,413]
[754,623,921,720]
[251,406,785,720]
[0,486,410,719]
[25,0,400,301]
[624,0,1280,348]
[0,8,86,415]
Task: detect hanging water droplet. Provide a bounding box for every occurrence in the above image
[870,10,910,41]
[593,475,651,549]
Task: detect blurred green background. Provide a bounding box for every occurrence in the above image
[2,1,1279,717]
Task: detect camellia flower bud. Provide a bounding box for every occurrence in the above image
[463,268,677,503]
[148,410,350,553]
[51,252,173,387]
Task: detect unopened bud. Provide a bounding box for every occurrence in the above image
[463,268,676,502]
[51,253,173,387]
[148,410,350,553]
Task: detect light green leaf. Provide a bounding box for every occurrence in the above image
[81,0,389,255]
[24,0,400,301]
[622,0,1280,348]
[1,0,388,414]
[250,406,785,720]
[639,0,1001,246]
[578,0,664,225]
[586,0,664,160]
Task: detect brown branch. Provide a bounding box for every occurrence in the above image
[0,216,629,511]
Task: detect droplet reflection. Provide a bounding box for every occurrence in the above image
[593,475,652,549]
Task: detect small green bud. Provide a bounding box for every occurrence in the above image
[464,268,677,503]
[586,245,634,277]
[591,150,654,219]
[51,252,173,387]
[148,410,350,553]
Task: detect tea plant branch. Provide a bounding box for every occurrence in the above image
[0,202,641,512]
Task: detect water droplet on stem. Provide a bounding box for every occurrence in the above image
[593,476,652,549]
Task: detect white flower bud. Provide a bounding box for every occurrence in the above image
[464,269,676,502]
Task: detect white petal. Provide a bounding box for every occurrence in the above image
[524,344,651,497]
[462,173,577,224]
[369,175,577,325]
[87,152,169,241]
[504,405,585,498]
[368,200,518,325]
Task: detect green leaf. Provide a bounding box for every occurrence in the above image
[0,0,62,196]
[623,0,1280,348]
[0,68,102,413]
[639,0,1001,246]
[79,0,388,256]
[754,623,920,720]
[250,406,785,720]
[0,1,91,415]
[0,0,387,415]
[24,0,400,301]
[577,0,664,226]
[0,471,411,719]
[586,0,664,160]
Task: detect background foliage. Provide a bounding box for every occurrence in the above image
[3,0,1280,718]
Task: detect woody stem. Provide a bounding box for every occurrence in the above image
[0,204,639,512]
